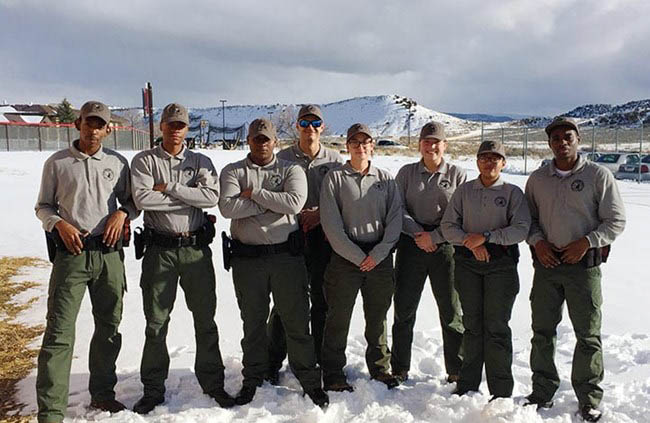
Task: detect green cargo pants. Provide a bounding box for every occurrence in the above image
[529,263,603,408]
[36,250,125,423]
[231,252,321,390]
[454,254,519,397]
[321,252,394,384]
[391,236,464,376]
[139,245,225,398]
[267,226,331,371]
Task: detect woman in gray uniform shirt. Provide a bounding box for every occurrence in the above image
[391,122,465,384]
[319,123,402,392]
[441,140,530,400]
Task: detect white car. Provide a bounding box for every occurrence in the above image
[594,153,640,174]
[615,155,650,181]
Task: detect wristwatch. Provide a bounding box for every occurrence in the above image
[482,231,491,242]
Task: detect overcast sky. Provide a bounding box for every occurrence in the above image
[1,0,649,116]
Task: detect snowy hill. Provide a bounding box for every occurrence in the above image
[116,95,480,139]
[509,99,650,129]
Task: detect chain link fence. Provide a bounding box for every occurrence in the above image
[0,123,150,152]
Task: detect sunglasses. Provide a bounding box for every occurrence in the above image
[298,119,323,128]
[477,155,503,163]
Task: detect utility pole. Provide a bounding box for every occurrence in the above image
[143,82,154,148]
[220,99,227,143]
[639,119,644,184]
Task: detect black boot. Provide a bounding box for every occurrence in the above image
[235,385,257,406]
[208,387,236,408]
[304,388,329,409]
[89,398,127,413]
[132,396,164,414]
[579,405,602,422]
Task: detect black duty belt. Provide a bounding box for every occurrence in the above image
[530,245,609,268]
[420,223,438,232]
[455,243,520,262]
[53,234,122,254]
[231,239,291,257]
[355,241,380,254]
[148,229,207,248]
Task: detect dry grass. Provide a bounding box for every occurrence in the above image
[0,257,47,422]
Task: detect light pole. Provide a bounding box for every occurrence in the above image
[220,99,227,143]
[639,118,644,184]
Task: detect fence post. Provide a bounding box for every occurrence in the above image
[480,121,484,142]
[524,127,528,175]
[113,126,118,149]
[591,125,596,154]
[615,128,619,152]
[4,124,9,151]
[67,126,72,147]
[131,128,135,150]
[37,125,43,151]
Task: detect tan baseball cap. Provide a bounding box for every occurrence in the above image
[346,123,373,142]
[545,116,580,137]
[80,101,111,124]
[477,140,506,159]
[298,104,323,120]
[161,103,189,125]
[420,121,446,140]
[248,118,277,140]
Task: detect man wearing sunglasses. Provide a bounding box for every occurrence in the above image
[265,105,345,384]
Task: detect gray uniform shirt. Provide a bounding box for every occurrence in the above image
[277,143,345,209]
[131,145,219,234]
[396,159,467,243]
[35,143,138,236]
[525,156,626,248]
[320,162,402,266]
[218,155,307,245]
[441,176,531,246]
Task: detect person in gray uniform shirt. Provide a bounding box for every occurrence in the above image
[218,118,329,408]
[266,104,345,383]
[441,140,530,400]
[390,122,465,384]
[524,117,625,422]
[130,103,234,413]
[319,123,402,392]
[35,101,138,423]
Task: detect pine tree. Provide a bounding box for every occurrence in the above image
[56,98,76,123]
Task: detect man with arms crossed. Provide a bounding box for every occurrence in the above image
[130,103,233,413]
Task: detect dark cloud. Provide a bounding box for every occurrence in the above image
[1,0,649,115]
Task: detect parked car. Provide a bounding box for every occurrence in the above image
[594,153,640,173]
[376,139,407,149]
[615,155,650,181]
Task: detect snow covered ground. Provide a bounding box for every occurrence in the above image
[2,149,649,422]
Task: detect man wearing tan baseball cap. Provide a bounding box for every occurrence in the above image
[219,117,328,407]
[131,102,234,413]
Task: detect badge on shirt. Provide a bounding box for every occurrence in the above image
[439,180,451,189]
[373,181,387,191]
[102,168,115,181]
[269,174,283,188]
[494,196,507,207]
[318,165,329,176]
[571,179,585,192]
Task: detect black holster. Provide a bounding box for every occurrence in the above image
[221,231,232,271]
[134,227,146,260]
[287,228,305,256]
[45,231,58,263]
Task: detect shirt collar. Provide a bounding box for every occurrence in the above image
[418,158,449,175]
[156,144,187,161]
[70,141,105,161]
[292,143,326,161]
[548,155,587,177]
[342,160,378,176]
[246,154,277,169]
[472,175,505,190]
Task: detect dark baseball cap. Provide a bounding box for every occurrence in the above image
[298,104,323,120]
[248,118,277,140]
[346,123,373,142]
[477,140,506,159]
[545,116,580,137]
[80,101,111,124]
[420,121,446,140]
[161,103,189,125]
